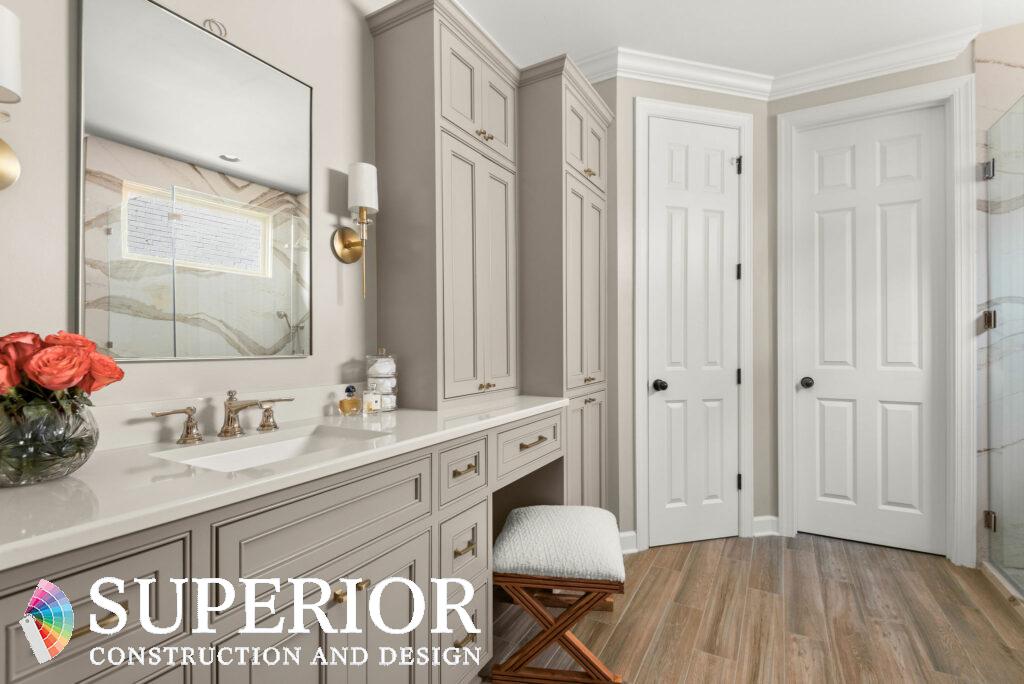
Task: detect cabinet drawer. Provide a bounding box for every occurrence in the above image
[440,499,489,581]
[213,456,431,600]
[440,577,490,684]
[497,413,562,479]
[0,536,189,684]
[439,437,488,507]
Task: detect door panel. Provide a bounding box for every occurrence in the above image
[439,25,481,136]
[565,174,587,389]
[648,117,740,546]
[564,86,587,177]
[583,391,606,507]
[792,105,947,553]
[582,189,606,384]
[482,161,517,391]
[565,396,585,505]
[585,116,608,192]
[442,134,485,398]
[481,65,515,163]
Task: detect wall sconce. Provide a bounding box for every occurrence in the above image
[331,162,378,297]
[0,3,22,191]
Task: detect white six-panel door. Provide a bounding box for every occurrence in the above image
[648,117,741,546]
[792,105,948,553]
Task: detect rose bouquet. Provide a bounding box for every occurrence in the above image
[0,331,124,486]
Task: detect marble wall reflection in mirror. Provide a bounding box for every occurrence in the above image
[79,0,312,360]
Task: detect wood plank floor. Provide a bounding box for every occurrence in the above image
[490,534,1024,683]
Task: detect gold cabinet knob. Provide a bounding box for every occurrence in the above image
[332,579,371,603]
[584,168,596,177]
[475,129,488,138]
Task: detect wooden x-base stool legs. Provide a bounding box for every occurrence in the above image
[492,573,624,684]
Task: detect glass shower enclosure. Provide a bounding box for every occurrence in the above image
[987,94,1024,590]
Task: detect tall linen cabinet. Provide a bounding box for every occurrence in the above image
[518,57,613,507]
[369,0,519,410]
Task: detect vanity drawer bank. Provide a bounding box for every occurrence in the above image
[0,396,567,684]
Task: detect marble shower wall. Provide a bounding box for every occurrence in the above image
[82,135,311,359]
[975,24,1024,579]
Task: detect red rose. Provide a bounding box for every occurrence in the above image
[0,356,18,393]
[77,351,125,394]
[0,331,42,367]
[22,346,92,391]
[43,331,98,352]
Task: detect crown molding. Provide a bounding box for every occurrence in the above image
[578,27,979,102]
[578,47,773,101]
[770,26,978,100]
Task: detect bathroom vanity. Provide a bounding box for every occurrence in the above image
[0,396,568,683]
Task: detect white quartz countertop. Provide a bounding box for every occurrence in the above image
[0,396,568,571]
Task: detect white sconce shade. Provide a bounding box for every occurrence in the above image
[348,162,378,215]
[0,4,21,104]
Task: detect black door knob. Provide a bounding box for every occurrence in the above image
[652,379,669,391]
[800,376,815,389]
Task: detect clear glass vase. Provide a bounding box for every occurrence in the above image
[0,402,99,487]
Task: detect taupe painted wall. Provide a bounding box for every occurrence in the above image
[597,48,974,531]
[0,0,376,404]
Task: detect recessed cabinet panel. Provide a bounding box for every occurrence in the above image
[483,164,518,391]
[565,174,588,389]
[565,396,586,505]
[586,116,608,192]
[583,390,607,507]
[564,86,588,177]
[442,134,486,398]
[440,24,481,135]
[482,64,516,163]
[582,190,606,384]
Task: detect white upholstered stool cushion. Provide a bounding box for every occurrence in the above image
[493,505,625,582]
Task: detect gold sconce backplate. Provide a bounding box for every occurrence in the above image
[0,137,20,191]
[331,227,364,264]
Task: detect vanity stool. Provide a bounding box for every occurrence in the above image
[491,505,625,684]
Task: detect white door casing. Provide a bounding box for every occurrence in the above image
[778,76,977,565]
[638,101,754,548]
[792,105,947,553]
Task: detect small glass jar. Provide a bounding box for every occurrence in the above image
[362,382,382,414]
[367,347,397,411]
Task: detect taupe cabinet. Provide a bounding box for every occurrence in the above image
[370,0,519,409]
[518,57,612,509]
[0,408,566,684]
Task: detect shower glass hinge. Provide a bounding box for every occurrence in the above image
[983,159,996,180]
[983,310,998,330]
[984,510,998,532]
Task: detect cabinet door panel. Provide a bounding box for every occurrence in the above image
[586,115,608,192]
[564,86,588,177]
[565,396,586,505]
[482,160,517,391]
[582,189,607,384]
[481,65,516,163]
[440,24,482,135]
[583,390,607,507]
[565,174,588,390]
[442,135,486,398]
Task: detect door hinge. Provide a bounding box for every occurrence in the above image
[984,510,998,532]
[735,155,743,175]
[736,263,742,280]
[983,159,996,181]
[737,473,742,490]
[983,310,998,330]
[736,369,742,385]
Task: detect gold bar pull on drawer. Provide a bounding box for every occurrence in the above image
[454,541,476,558]
[519,435,547,451]
[454,633,477,648]
[452,462,477,478]
[333,579,371,603]
[72,601,128,639]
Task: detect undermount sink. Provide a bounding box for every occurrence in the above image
[150,424,387,473]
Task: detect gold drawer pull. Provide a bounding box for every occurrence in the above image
[584,376,596,383]
[72,601,127,639]
[519,435,547,451]
[454,633,477,648]
[454,541,477,558]
[452,462,477,478]
[478,383,487,390]
[332,579,371,604]
[584,397,596,404]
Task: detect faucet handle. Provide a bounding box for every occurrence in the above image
[150,406,204,445]
[256,398,294,432]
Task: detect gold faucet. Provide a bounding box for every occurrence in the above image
[219,390,293,438]
[150,406,204,444]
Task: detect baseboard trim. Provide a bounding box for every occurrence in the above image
[980,561,1024,621]
[753,515,779,537]
[620,531,639,555]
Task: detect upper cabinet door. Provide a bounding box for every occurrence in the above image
[564,173,588,390]
[441,134,487,399]
[564,86,588,178]
[585,115,608,192]
[482,160,518,391]
[582,188,607,384]
[440,24,482,135]
[481,64,516,163]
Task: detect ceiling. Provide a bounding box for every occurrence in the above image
[360,0,1024,84]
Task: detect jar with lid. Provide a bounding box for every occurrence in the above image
[366,347,397,411]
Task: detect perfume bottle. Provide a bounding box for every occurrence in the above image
[339,385,361,416]
[362,382,382,414]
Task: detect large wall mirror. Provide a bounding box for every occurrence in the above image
[78,0,312,360]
